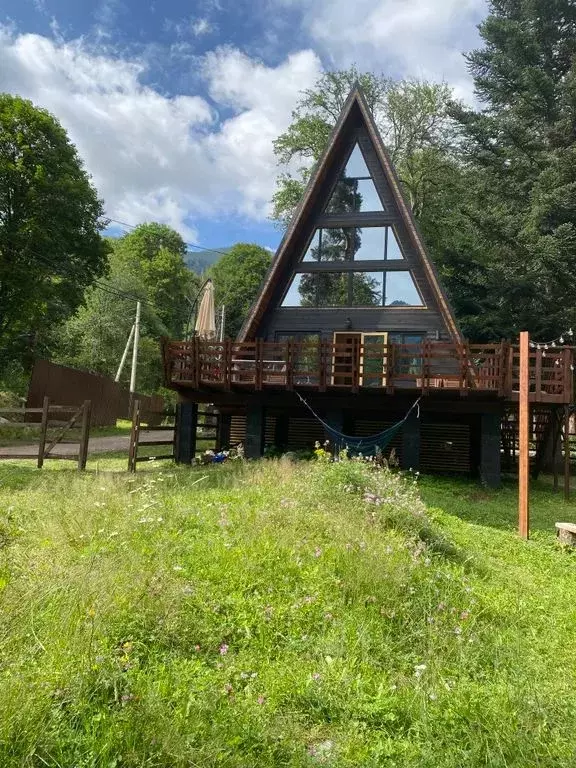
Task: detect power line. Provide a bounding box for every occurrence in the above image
[107,218,232,259]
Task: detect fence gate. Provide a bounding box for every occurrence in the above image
[128,400,175,472]
[0,397,92,470]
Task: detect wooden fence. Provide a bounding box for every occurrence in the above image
[0,397,91,469]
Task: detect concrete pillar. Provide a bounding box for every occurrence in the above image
[401,408,420,471]
[245,402,265,459]
[175,402,197,465]
[480,411,501,488]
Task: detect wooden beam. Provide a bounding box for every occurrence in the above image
[518,331,530,540]
[78,400,91,471]
[564,405,571,502]
[37,396,49,469]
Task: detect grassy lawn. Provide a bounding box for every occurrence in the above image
[1,459,576,766]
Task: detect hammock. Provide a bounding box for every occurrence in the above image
[296,392,421,455]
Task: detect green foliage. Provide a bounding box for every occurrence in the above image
[209,243,272,339]
[1,460,576,765]
[53,224,202,393]
[0,94,109,376]
[112,223,198,338]
[272,69,459,225]
[449,0,576,339]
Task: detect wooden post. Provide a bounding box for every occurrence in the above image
[564,405,571,502]
[518,331,530,539]
[78,400,91,471]
[128,399,141,472]
[37,396,50,469]
[174,402,198,465]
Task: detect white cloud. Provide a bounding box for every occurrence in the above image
[191,18,213,37]
[275,0,486,102]
[0,27,322,239]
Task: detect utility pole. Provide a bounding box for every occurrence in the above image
[219,305,226,342]
[129,301,141,414]
[115,324,135,383]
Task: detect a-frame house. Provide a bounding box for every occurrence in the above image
[163,86,573,485]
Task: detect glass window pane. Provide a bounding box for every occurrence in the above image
[352,272,383,305]
[355,179,383,211]
[386,227,404,260]
[320,228,352,262]
[385,272,423,306]
[302,230,321,262]
[316,273,348,306]
[281,274,311,307]
[354,227,386,260]
[345,144,370,177]
[325,179,357,214]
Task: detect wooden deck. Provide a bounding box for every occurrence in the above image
[163,339,574,404]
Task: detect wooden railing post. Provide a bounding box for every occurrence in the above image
[286,341,293,390]
[128,399,141,473]
[319,339,327,392]
[535,348,543,400]
[224,339,231,391]
[498,341,509,396]
[255,339,263,390]
[78,400,91,470]
[37,396,50,469]
[351,337,360,392]
[192,338,200,388]
[423,340,430,395]
[563,348,573,403]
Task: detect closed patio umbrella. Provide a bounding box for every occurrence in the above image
[195,279,216,339]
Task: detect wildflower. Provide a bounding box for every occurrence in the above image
[224,684,233,695]
[173,565,184,572]
[390,684,397,691]
[257,695,266,705]
[454,626,462,635]
[429,692,437,701]
[219,644,229,655]
[460,611,470,620]
[311,672,321,681]
[314,547,322,558]
[324,612,333,621]
[437,602,446,611]
[194,644,201,652]
[414,664,427,678]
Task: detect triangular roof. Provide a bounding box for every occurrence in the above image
[238,85,462,343]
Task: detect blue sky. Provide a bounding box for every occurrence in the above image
[0,0,487,254]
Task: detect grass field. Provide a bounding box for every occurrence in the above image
[1,458,576,766]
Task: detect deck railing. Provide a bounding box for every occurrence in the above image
[163,339,574,403]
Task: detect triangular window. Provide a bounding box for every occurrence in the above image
[386,227,404,260]
[385,271,423,306]
[325,143,384,214]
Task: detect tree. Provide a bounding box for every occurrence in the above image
[450,0,576,339]
[209,244,272,339]
[0,94,109,379]
[112,223,198,338]
[272,68,459,225]
[54,255,167,393]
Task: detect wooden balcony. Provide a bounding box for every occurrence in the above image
[163,339,574,404]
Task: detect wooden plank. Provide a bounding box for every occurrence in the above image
[78,400,91,471]
[136,454,174,462]
[518,331,530,539]
[564,406,571,502]
[37,396,50,469]
[138,439,174,447]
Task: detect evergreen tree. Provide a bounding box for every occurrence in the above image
[451,0,576,338]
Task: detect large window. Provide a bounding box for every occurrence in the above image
[325,143,384,213]
[303,226,404,263]
[281,271,423,307]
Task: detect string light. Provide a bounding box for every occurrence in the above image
[529,328,573,349]
[527,327,576,372]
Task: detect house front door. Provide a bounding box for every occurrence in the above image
[332,332,361,386]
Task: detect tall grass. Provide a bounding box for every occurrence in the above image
[1,459,576,766]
